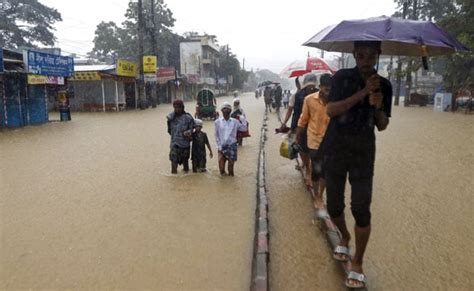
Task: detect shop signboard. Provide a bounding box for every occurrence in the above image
[156,67,176,84]
[27,75,65,85]
[23,50,74,77]
[143,56,157,74]
[69,71,101,81]
[116,59,137,77]
[144,73,157,83]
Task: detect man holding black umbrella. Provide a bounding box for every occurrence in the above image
[323,41,392,288]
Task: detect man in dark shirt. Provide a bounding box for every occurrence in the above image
[167,99,194,174]
[323,41,392,289]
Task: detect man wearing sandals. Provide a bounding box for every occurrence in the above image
[294,74,332,210]
[324,41,392,288]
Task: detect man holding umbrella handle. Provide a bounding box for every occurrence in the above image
[323,41,392,289]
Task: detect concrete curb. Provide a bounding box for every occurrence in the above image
[250,112,269,291]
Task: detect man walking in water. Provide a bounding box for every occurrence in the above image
[295,74,332,211]
[324,41,392,288]
[167,99,194,174]
[215,102,247,176]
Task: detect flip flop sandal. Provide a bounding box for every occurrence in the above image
[345,271,366,289]
[314,208,329,220]
[333,245,350,262]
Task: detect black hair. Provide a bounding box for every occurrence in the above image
[319,74,332,86]
[353,41,382,54]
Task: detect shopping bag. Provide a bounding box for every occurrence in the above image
[279,134,298,160]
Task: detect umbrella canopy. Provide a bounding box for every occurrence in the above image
[258,80,279,87]
[280,57,336,78]
[303,16,469,56]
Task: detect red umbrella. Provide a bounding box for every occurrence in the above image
[306,57,336,74]
[280,57,336,78]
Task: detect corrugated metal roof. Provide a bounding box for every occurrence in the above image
[74,64,115,72]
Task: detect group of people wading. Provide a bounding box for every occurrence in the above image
[167,40,391,289]
[167,97,248,176]
[279,40,392,289]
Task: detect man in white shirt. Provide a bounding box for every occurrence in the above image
[215,102,248,176]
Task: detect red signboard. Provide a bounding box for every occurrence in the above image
[157,67,175,78]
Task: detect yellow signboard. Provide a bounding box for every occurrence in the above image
[117,59,138,77]
[143,56,157,73]
[27,75,65,85]
[69,71,101,81]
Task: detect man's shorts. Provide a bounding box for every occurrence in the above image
[169,145,190,165]
[299,130,310,154]
[309,149,324,181]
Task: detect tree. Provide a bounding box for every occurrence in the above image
[89,21,124,62]
[216,45,246,90]
[90,0,179,67]
[0,0,62,48]
[392,0,473,102]
[435,0,473,94]
[392,0,456,22]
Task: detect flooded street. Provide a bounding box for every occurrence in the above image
[1,94,473,290]
[266,106,473,290]
[1,94,261,290]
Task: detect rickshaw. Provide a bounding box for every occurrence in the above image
[195,88,218,120]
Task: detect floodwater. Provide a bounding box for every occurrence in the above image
[0,94,262,290]
[1,95,473,290]
[266,106,473,290]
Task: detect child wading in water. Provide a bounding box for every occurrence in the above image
[192,119,213,172]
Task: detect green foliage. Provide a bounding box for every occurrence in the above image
[392,0,473,93]
[435,0,473,91]
[216,46,244,89]
[90,0,180,67]
[392,0,456,21]
[0,0,62,48]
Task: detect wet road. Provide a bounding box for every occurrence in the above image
[1,94,261,290]
[1,95,473,290]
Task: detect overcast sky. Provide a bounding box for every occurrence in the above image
[40,0,397,73]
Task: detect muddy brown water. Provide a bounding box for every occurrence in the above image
[266,105,473,290]
[1,94,261,290]
[1,95,473,290]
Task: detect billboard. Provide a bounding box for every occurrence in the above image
[23,50,74,77]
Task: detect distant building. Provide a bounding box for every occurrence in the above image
[180,35,219,86]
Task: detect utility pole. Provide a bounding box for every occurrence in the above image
[405,0,418,107]
[149,0,158,107]
[226,44,229,94]
[394,0,409,106]
[137,0,145,109]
